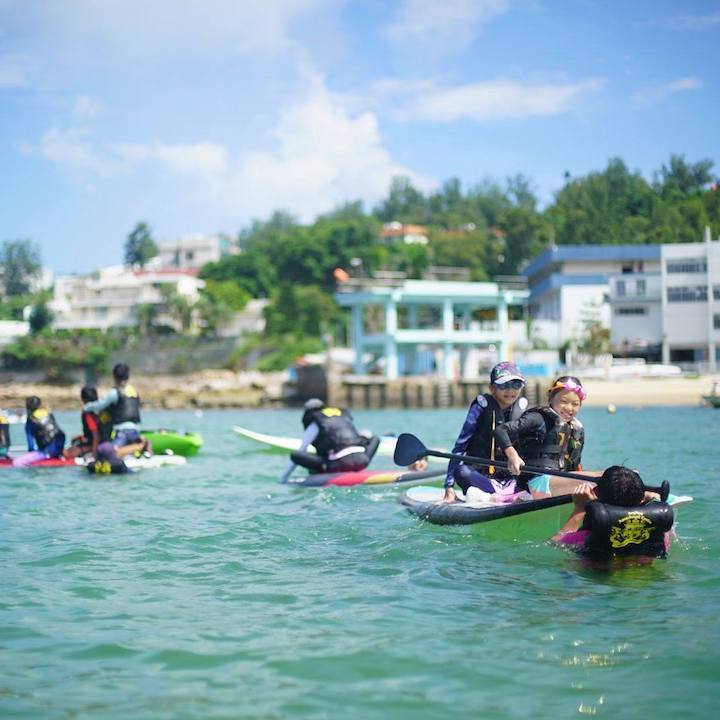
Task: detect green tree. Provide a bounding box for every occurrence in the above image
[374,176,428,222]
[160,286,194,332]
[201,280,250,311]
[264,284,338,338]
[28,301,54,335]
[125,222,158,267]
[136,303,158,336]
[200,248,277,297]
[0,239,42,296]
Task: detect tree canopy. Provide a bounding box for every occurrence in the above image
[124,222,158,267]
[0,239,42,297]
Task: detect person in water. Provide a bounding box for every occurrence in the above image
[83,363,149,461]
[280,399,380,481]
[552,466,674,560]
[493,375,599,499]
[443,361,530,504]
[64,385,112,459]
[12,396,66,467]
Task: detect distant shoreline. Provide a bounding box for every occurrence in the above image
[2,371,718,411]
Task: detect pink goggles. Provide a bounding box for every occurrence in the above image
[550,379,587,401]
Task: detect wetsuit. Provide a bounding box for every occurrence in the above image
[281,406,380,480]
[493,406,585,492]
[445,394,528,496]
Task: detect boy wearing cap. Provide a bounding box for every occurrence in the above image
[443,361,529,503]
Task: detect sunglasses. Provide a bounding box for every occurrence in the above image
[494,379,525,390]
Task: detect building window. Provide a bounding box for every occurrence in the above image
[615,307,647,316]
[667,286,708,303]
[714,285,720,301]
[636,279,646,295]
[621,264,633,274]
[715,314,720,330]
[616,280,626,297]
[666,259,707,273]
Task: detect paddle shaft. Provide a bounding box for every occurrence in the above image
[424,447,596,483]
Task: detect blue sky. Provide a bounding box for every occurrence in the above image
[1,0,718,275]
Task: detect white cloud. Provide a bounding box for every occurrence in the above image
[662,12,720,31]
[118,143,229,176]
[24,129,228,178]
[26,129,120,176]
[386,0,511,50]
[632,77,703,107]
[24,69,431,223]
[227,72,432,220]
[383,77,604,123]
[16,0,334,57]
[73,95,102,119]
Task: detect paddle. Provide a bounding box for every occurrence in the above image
[393,433,669,501]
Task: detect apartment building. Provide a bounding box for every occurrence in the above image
[50,265,205,331]
[523,244,661,347]
[609,228,720,370]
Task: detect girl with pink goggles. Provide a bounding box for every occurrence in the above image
[549,376,587,402]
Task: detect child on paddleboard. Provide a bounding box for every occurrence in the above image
[443,361,530,504]
[83,363,149,462]
[63,385,111,459]
[494,375,600,499]
[280,399,380,481]
[12,396,66,467]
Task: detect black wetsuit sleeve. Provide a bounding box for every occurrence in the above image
[494,411,545,450]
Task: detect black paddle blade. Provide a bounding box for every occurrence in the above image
[394,433,427,466]
[659,480,670,503]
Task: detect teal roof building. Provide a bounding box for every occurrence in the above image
[335,279,528,379]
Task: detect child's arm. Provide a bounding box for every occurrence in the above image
[552,483,596,540]
[494,411,544,475]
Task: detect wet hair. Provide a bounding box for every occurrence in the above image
[596,466,644,506]
[548,375,585,401]
[25,395,42,412]
[112,363,130,382]
[81,385,98,403]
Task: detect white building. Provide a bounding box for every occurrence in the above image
[378,222,429,246]
[609,228,720,370]
[523,245,661,347]
[156,234,236,271]
[50,265,205,331]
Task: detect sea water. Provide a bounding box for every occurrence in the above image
[1,406,718,719]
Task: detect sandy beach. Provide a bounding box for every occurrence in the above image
[2,370,719,410]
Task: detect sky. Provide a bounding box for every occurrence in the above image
[1,0,719,276]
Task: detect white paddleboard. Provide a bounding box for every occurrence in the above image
[232,425,441,461]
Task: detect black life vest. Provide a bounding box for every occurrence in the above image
[0,414,9,452]
[28,408,63,448]
[302,406,363,458]
[111,384,141,425]
[86,458,130,475]
[580,501,674,559]
[466,394,528,477]
[517,406,585,472]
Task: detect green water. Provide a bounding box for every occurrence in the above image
[2,406,717,719]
